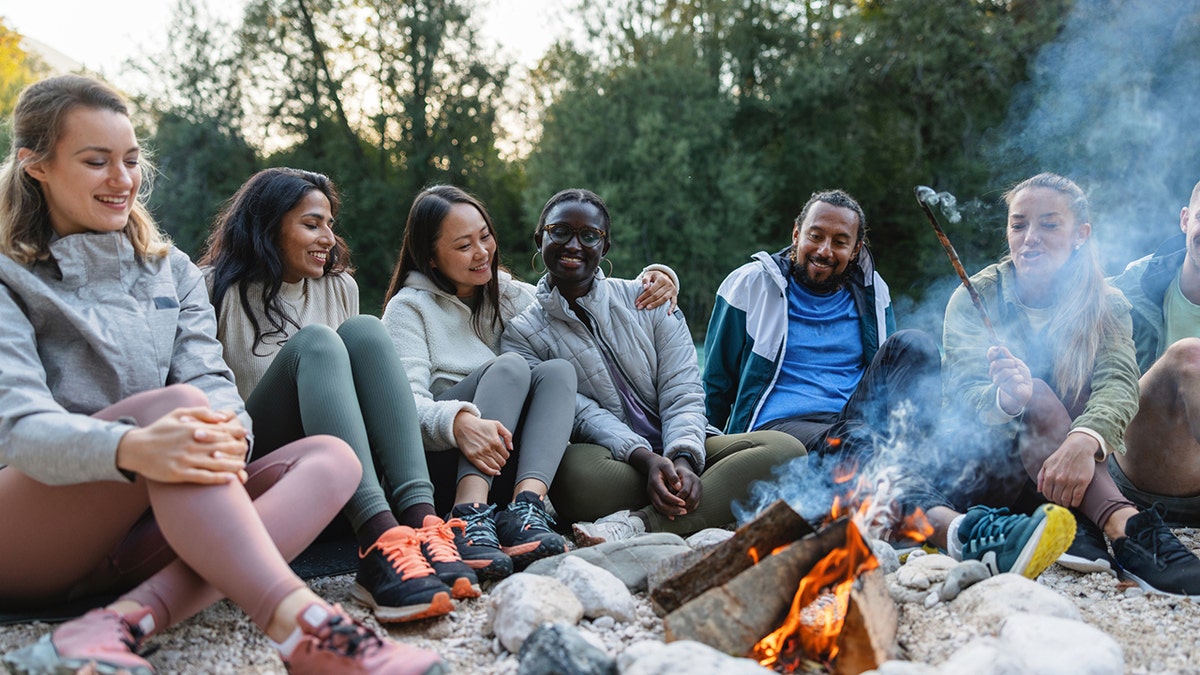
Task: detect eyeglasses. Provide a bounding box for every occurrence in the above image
[544,224,607,247]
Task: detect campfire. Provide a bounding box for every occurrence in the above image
[654,487,933,674]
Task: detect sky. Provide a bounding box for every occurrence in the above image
[0,0,568,84]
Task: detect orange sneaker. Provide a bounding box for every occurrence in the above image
[417,515,481,599]
[351,526,454,622]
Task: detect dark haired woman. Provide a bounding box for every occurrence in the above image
[0,76,440,674]
[381,185,678,577]
[200,167,474,623]
[501,188,806,543]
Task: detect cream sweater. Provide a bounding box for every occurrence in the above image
[207,272,358,401]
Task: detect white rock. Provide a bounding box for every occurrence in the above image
[866,659,939,675]
[554,555,638,622]
[950,573,1081,631]
[896,553,958,590]
[618,640,774,675]
[998,613,1123,675]
[484,573,584,653]
[685,528,735,549]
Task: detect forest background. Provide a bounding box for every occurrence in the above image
[2,0,1199,340]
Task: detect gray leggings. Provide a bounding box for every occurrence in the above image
[0,384,358,631]
[247,316,431,530]
[428,352,575,512]
[550,430,807,534]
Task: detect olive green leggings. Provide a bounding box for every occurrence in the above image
[550,430,806,534]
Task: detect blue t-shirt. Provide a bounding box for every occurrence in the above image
[755,279,864,425]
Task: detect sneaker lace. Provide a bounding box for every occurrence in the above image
[507,499,557,534]
[421,518,467,563]
[966,507,1015,547]
[315,611,387,659]
[367,528,435,580]
[1132,505,1194,565]
[459,505,502,547]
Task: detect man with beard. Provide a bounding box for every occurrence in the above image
[702,189,941,466]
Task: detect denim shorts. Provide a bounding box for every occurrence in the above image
[1108,455,1200,527]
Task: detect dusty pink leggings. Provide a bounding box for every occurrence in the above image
[0,384,360,631]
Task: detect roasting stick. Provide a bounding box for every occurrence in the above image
[913,185,1002,346]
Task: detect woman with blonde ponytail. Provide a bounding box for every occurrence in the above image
[941,172,1200,597]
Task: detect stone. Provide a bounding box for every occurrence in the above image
[517,622,617,675]
[684,528,735,550]
[896,553,958,590]
[870,538,902,575]
[525,533,690,591]
[485,573,584,653]
[618,640,773,675]
[950,574,1082,631]
[555,555,638,623]
[939,560,992,601]
[997,613,1123,675]
[866,660,940,675]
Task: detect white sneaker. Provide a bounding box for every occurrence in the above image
[572,510,647,547]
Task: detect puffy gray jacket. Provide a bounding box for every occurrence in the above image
[0,232,247,485]
[502,276,713,472]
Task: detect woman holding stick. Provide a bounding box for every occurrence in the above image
[934,172,1200,595]
[0,75,441,674]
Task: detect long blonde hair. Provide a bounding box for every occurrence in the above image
[0,75,168,264]
[1002,172,1118,406]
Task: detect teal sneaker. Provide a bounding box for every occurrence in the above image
[958,504,1076,579]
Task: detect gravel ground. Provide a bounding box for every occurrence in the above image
[2,528,1197,674]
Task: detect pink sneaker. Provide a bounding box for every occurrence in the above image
[284,602,445,674]
[3,606,157,675]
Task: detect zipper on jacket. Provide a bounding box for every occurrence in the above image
[576,303,661,417]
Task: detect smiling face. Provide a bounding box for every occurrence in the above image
[538,200,609,299]
[277,189,336,283]
[1006,185,1090,293]
[791,201,862,293]
[432,202,496,297]
[22,107,141,238]
[1181,189,1200,276]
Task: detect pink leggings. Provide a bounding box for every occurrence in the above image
[0,385,360,631]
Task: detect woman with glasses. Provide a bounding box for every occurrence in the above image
[502,189,806,545]
[380,185,677,577]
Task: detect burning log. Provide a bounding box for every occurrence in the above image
[832,568,897,675]
[914,185,1001,346]
[662,518,851,656]
[651,500,815,616]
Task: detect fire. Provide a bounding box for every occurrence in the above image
[752,520,878,669]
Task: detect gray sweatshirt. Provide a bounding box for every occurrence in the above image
[0,232,248,485]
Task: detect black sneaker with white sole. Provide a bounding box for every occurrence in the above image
[1112,504,1200,597]
[1057,514,1118,576]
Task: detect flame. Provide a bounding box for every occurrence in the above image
[749,547,760,564]
[752,520,878,668]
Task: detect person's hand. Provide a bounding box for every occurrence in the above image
[671,458,702,512]
[644,454,688,518]
[116,407,250,484]
[635,270,679,311]
[1037,433,1098,508]
[452,411,512,476]
[988,345,1032,415]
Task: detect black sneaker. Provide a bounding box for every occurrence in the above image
[448,502,514,581]
[493,491,568,570]
[350,525,455,622]
[1057,514,1118,576]
[1112,504,1200,597]
[417,514,481,599]
[958,503,1075,579]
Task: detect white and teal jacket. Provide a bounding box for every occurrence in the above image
[702,247,894,434]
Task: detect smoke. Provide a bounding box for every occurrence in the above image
[990,0,1200,273]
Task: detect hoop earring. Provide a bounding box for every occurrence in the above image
[530,250,548,275]
[596,257,614,278]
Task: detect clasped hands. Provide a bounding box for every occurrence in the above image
[116,407,250,485]
[631,448,700,519]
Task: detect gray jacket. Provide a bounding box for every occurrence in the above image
[0,232,247,485]
[502,276,712,472]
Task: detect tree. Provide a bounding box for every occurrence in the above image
[0,18,49,149]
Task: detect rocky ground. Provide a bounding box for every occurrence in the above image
[1,527,1197,674]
